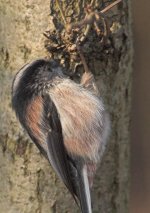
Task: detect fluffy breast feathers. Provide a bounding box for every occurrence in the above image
[49,79,109,162]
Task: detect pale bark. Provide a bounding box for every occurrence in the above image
[0,0,132,212]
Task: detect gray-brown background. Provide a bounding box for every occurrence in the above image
[131,1,150,212]
[0,0,149,212]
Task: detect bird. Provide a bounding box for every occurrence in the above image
[12,58,110,213]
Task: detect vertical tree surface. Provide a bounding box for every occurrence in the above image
[0,0,132,213]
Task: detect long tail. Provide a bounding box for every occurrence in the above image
[76,164,92,213]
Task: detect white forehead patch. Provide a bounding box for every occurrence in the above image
[12,63,31,94]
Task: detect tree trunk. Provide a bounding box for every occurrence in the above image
[0,0,132,213]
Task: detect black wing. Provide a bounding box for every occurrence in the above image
[42,94,77,201]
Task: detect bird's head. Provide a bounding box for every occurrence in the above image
[12,59,64,98]
[12,59,65,120]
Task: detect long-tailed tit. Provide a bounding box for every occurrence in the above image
[12,58,110,213]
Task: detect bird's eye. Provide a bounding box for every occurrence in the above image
[47,67,52,72]
[44,64,52,73]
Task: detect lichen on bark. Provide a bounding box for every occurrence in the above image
[0,0,132,212]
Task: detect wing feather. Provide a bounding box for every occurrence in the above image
[42,94,77,200]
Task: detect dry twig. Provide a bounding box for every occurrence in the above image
[66,0,122,38]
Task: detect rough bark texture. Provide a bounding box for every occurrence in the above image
[0,0,132,213]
